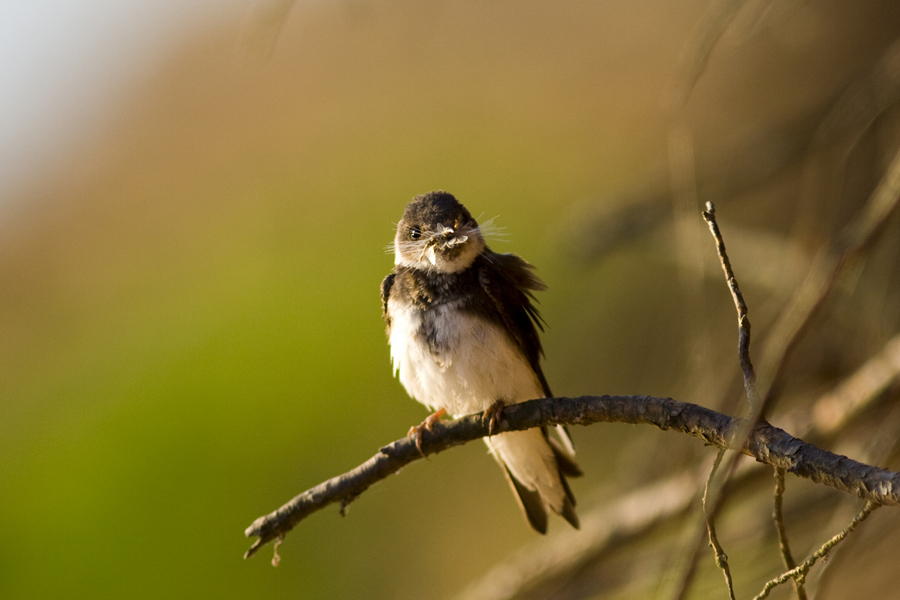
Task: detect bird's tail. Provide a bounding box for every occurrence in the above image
[484,427,581,533]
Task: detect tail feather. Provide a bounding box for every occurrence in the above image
[503,466,549,534]
[548,433,581,528]
[548,435,583,479]
[558,495,580,529]
[486,429,580,532]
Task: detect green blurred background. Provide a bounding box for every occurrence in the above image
[4,1,900,598]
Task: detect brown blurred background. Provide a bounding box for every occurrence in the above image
[3,1,900,598]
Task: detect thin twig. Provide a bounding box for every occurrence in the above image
[243,395,900,560]
[671,202,760,600]
[702,202,759,409]
[773,468,806,600]
[752,501,881,600]
[670,448,741,600]
[704,449,736,600]
[700,146,900,597]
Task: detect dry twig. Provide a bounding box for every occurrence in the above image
[752,501,881,600]
[677,145,900,597]
[773,468,806,600]
[703,450,736,600]
[672,202,758,600]
[702,202,758,408]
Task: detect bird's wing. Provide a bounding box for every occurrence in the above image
[477,251,578,455]
[476,251,549,392]
[380,272,396,329]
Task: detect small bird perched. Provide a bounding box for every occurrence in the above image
[380,191,581,533]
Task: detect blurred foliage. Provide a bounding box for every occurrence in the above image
[2,1,900,599]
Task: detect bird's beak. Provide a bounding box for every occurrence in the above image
[439,224,468,247]
[422,224,469,266]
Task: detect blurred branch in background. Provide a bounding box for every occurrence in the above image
[664,0,744,110]
[565,35,900,267]
[755,141,900,412]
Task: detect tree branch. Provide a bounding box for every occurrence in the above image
[243,395,900,559]
[453,329,900,600]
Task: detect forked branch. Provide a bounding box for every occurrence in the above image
[753,501,881,600]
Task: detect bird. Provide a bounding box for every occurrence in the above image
[380,190,581,533]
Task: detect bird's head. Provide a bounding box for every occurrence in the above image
[392,191,485,274]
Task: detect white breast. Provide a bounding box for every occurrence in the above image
[389,302,544,416]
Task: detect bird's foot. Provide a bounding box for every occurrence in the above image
[481,400,505,436]
[407,408,447,455]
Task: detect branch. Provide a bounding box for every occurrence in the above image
[453,330,900,600]
[773,468,806,600]
[668,144,900,597]
[702,201,758,408]
[811,332,900,433]
[243,395,900,559]
[671,202,759,600]
[703,450,735,600]
[753,501,881,600]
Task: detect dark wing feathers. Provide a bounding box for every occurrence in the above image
[478,252,580,452]
[380,273,396,328]
[477,251,551,396]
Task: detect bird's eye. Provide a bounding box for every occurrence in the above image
[409,227,422,240]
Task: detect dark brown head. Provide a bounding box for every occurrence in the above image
[393,191,485,273]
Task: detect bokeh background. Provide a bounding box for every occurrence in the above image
[3,1,900,599]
